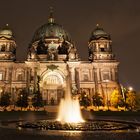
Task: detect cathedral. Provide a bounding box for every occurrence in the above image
[0,11,120,107]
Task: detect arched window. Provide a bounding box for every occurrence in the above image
[46,75,61,85]
[82,69,89,81]
[16,68,25,81]
[83,74,88,81]
[1,45,5,51]
[43,71,64,85]
[17,73,23,81]
[102,72,110,81]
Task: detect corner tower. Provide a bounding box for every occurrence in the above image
[88,24,120,105]
[88,24,114,61]
[0,24,16,61]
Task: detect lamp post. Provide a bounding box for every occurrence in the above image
[20,94,23,111]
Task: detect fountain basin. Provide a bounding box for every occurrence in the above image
[17,120,139,131]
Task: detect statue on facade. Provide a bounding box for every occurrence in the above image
[58,38,69,55]
[68,45,78,60]
[37,39,48,54]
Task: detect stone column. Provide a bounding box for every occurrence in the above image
[111,68,115,81]
[34,67,37,92]
[26,68,31,93]
[94,68,98,93]
[89,69,92,81]
[99,68,102,82]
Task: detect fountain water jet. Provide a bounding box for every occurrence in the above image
[57,93,84,123]
[57,74,84,123]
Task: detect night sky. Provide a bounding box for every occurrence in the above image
[0,0,140,91]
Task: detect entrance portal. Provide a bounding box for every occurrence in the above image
[41,71,65,105]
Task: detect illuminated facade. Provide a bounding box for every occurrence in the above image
[0,13,120,106]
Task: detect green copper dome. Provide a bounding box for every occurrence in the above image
[32,16,71,43]
[90,24,110,41]
[0,24,13,39]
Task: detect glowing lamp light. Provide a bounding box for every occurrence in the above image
[128,87,133,92]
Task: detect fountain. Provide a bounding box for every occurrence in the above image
[57,94,84,123]
[57,75,84,123]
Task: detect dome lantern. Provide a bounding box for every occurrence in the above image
[48,7,55,24]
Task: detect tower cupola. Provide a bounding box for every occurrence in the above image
[88,24,115,61]
[0,24,16,61]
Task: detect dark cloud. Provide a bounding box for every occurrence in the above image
[0,0,140,90]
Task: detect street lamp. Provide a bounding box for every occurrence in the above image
[128,86,133,92]
[20,94,23,111]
